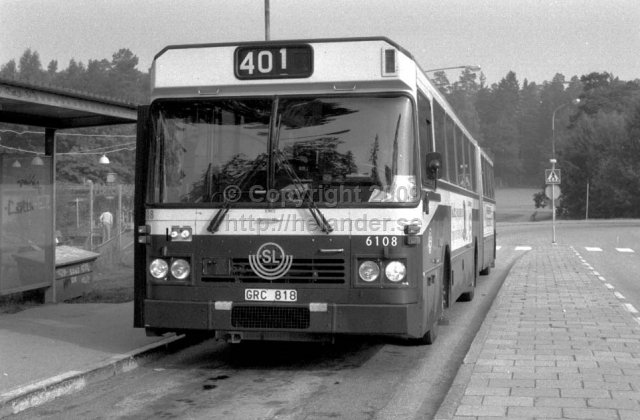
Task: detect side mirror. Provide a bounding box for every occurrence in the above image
[425,152,442,180]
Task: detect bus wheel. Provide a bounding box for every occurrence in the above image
[410,318,439,345]
[423,321,439,344]
[459,269,476,302]
[459,250,477,302]
[480,266,491,276]
[459,287,475,302]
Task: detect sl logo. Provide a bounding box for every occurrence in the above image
[248,242,293,280]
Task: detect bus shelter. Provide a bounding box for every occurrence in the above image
[0,78,137,302]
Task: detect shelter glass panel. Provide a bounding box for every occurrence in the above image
[0,154,53,295]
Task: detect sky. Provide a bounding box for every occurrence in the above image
[1,0,639,86]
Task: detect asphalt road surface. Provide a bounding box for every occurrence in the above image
[15,220,637,420]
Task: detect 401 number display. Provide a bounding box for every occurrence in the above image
[234,44,313,79]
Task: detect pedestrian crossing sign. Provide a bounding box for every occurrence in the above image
[545,169,561,184]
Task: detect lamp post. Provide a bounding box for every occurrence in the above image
[551,98,581,160]
[550,158,558,243]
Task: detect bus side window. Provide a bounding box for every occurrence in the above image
[433,100,447,182]
[455,126,465,187]
[445,116,455,182]
[482,158,488,196]
[468,142,476,192]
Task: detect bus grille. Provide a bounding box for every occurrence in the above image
[231,258,345,284]
[231,306,310,329]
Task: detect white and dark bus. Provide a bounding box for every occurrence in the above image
[134,37,496,344]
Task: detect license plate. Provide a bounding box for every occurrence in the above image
[244,288,297,302]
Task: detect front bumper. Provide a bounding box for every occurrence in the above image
[144,299,418,340]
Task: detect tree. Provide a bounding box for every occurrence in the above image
[446,69,483,141]
[559,101,640,218]
[517,79,544,182]
[478,72,522,184]
[18,49,45,83]
[0,59,18,79]
[431,71,451,95]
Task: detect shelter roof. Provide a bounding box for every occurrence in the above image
[0,78,137,129]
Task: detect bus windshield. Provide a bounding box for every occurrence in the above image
[148,95,417,206]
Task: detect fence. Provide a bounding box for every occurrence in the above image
[56,183,134,269]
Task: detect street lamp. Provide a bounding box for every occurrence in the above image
[549,98,580,244]
[551,98,581,159]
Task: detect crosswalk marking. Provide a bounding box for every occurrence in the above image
[585,247,602,252]
[616,248,635,253]
[515,246,532,251]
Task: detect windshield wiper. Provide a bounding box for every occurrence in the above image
[275,150,333,234]
[207,155,266,233]
[273,115,332,234]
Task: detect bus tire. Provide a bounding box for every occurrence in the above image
[459,249,476,302]
[410,319,438,345]
[424,321,439,344]
[479,266,491,276]
[458,287,475,302]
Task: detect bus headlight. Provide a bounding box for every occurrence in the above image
[171,259,191,280]
[385,261,406,282]
[358,260,380,282]
[149,259,169,279]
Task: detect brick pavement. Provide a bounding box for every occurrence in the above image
[435,245,640,420]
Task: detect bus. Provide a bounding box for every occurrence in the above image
[134,37,496,344]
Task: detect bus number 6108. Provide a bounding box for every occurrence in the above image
[365,236,398,247]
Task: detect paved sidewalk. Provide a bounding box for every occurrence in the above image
[436,245,640,419]
[0,302,181,417]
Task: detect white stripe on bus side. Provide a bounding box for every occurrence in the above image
[146,206,427,236]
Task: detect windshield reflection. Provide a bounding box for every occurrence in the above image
[149,95,417,206]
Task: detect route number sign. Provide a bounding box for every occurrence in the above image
[235,45,313,79]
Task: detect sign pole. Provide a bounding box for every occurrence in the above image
[551,159,557,244]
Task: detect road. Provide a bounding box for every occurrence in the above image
[12,220,639,420]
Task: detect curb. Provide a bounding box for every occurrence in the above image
[433,251,527,420]
[0,334,184,417]
[433,288,501,420]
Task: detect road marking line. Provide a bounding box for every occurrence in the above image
[496,245,502,250]
[624,303,639,314]
[585,247,602,252]
[614,291,626,300]
[616,248,635,253]
[635,318,640,327]
[605,283,614,289]
[515,246,532,251]
[598,276,606,281]
[592,271,600,276]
